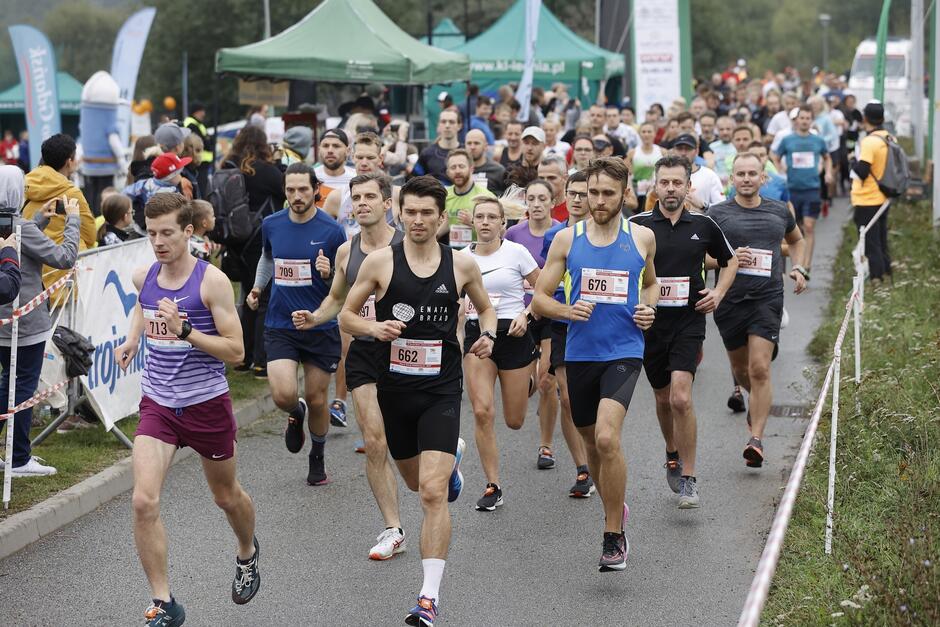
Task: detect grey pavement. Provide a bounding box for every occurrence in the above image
[0,203,847,626]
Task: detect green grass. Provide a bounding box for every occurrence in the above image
[0,367,273,520]
[763,200,940,625]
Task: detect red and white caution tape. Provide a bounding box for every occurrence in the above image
[0,269,75,327]
[0,378,71,422]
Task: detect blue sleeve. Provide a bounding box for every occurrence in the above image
[0,248,21,305]
[261,218,272,258]
[331,225,346,259]
[776,137,788,157]
[541,229,555,261]
[818,136,828,155]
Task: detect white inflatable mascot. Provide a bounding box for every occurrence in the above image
[79,70,127,215]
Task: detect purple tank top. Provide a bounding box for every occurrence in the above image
[139,260,228,407]
[505,219,558,305]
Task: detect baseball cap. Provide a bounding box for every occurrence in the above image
[282,126,313,158]
[673,133,697,148]
[788,107,801,120]
[437,91,450,102]
[320,128,349,146]
[863,101,885,124]
[154,122,190,149]
[151,152,192,180]
[521,126,545,143]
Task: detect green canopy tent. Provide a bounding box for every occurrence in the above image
[419,18,466,51]
[215,0,469,85]
[0,71,82,136]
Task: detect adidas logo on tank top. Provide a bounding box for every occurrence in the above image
[435,283,449,294]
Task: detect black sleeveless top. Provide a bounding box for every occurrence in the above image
[347,230,405,343]
[499,146,522,170]
[376,242,462,394]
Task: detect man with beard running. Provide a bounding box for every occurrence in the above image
[707,153,807,467]
[533,157,658,572]
[247,163,346,486]
[630,156,737,508]
[293,172,406,560]
[340,176,497,625]
[315,129,355,210]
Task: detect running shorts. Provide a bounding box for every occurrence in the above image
[643,313,706,389]
[264,326,340,373]
[789,188,822,221]
[463,319,537,371]
[377,389,461,460]
[528,315,552,343]
[565,359,643,428]
[136,393,237,461]
[548,321,568,374]
[344,339,380,390]
[714,294,784,351]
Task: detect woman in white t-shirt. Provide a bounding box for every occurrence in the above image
[460,196,540,512]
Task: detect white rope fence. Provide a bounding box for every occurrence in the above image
[737,200,890,626]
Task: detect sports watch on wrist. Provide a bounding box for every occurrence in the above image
[481,330,497,342]
[177,320,193,340]
[793,265,810,280]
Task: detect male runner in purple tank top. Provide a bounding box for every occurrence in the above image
[116,193,258,627]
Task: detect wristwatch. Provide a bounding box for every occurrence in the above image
[481,330,497,342]
[177,320,193,340]
[793,265,810,280]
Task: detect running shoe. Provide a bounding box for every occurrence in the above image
[329,399,348,428]
[9,456,57,477]
[678,477,700,509]
[252,366,267,380]
[144,598,185,627]
[369,527,405,561]
[727,386,746,413]
[598,532,629,572]
[569,470,595,498]
[284,398,307,454]
[307,452,328,486]
[743,437,764,468]
[447,438,465,503]
[354,439,366,454]
[537,445,556,469]
[232,363,252,373]
[231,536,260,605]
[405,596,438,626]
[664,457,683,494]
[475,483,504,511]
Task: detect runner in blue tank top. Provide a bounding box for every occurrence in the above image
[115,193,259,626]
[532,158,659,574]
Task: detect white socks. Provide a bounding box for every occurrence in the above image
[419,558,446,602]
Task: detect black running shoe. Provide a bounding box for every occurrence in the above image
[284,398,307,454]
[569,470,595,498]
[144,598,185,626]
[743,437,764,468]
[231,536,260,605]
[727,387,746,413]
[307,452,327,486]
[475,483,504,511]
[598,531,628,572]
[537,446,555,469]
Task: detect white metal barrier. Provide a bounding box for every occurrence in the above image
[737,200,891,626]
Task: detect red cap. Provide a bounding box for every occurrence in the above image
[151,152,192,180]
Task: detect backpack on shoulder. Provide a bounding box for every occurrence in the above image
[207,167,258,245]
[872,133,911,198]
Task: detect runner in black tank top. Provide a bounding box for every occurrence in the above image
[291,173,407,561]
[338,176,497,626]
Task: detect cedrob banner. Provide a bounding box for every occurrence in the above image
[8,25,61,169]
[111,7,157,146]
[514,0,542,123]
[75,239,155,430]
[631,0,692,117]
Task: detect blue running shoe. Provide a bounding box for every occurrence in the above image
[448,438,466,503]
[144,598,185,626]
[404,596,438,626]
[329,399,348,427]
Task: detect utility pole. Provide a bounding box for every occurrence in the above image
[263,0,271,39]
[912,0,925,160]
[819,13,831,70]
[933,0,940,226]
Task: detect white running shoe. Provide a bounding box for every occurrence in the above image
[10,456,57,477]
[369,527,405,561]
[780,307,790,330]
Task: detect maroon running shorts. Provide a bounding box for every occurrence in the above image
[136,393,237,461]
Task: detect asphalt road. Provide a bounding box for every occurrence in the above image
[0,203,846,626]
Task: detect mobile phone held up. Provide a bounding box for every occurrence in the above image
[55,199,66,215]
[0,212,14,239]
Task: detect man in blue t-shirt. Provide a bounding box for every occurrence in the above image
[729,142,790,203]
[772,104,832,276]
[248,162,346,486]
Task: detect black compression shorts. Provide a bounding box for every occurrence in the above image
[643,314,705,389]
[463,319,537,371]
[549,321,568,374]
[377,389,461,460]
[565,358,643,428]
[344,339,380,391]
[714,295,784,351]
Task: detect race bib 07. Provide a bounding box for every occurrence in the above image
[580,268,629,304]
[449,224,473,248]
[791,151,816,169]
[274,258,313,286]
[389,338,442,376]
[359,295,376,322]
[738,248,773,277]
[657,276,691,307]
[143,308,190,350]
[465,293,501,319]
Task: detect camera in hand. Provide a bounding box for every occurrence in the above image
[0,213,14,239]
[55,199,66,215]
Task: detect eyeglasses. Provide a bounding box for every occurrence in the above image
[566,191,588,200]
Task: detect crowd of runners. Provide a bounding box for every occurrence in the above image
[110,65,896,626]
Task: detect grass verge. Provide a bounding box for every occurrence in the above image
[763,200,939,625]
[0,368,272,520]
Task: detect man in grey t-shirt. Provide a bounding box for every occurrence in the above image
[706,153,808,469]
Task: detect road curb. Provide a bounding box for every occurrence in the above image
[0,391,280,561]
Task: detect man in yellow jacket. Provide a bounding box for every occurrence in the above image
[21,134,97,302]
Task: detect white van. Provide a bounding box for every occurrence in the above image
[848,37,919,136]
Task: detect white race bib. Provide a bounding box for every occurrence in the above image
[791,151,816,169]
[144,308,190,349]
[274,258,313,286]
[359,295,376,322]
[465,293,501,319]
[738,248,773,277]
[389,338,442,376]
[449,224,473,248]
[580,268,629,304]
[657,276,691,307]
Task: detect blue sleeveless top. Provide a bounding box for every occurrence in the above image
[139,259,228,408]
[564,218,646,361]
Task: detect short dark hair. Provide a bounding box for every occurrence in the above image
[733,124,754,138]
[506,119,525,131]
[400,175,446,215]
[654,155,692,182]
[676,112,695,125]
[525,178,554,196]
[798,104,814,116]
[566,170,588,189]
[584,157,630,189]
[699,111,718,122]
[284,162,319,188]
[572,134,594,150]
[144,192,192,229]
[748,140,766,151]
[476,95,492,108]
[101,194,131,226]
[41,133,76,171]
[350,172,392,201]
[446,148,473,166]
